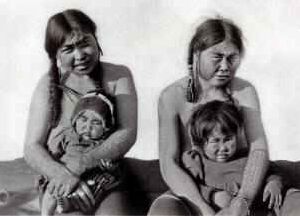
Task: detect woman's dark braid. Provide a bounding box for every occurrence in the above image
[48,60,62,127]
[186,37,201,103]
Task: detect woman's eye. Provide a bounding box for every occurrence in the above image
[228,55,239,64]
[61,46,73,54]
[78,42,89,48]
[212,55,223,61]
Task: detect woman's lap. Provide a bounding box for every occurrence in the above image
[94,190,136,215]
[280,188,300,216]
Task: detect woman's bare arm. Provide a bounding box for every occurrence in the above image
[237,85,269,202]
[158,87,214,214]
[84,68,137,164]
[23,75,68,178]
[24,74,80,197]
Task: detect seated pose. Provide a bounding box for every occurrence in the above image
[24,9,137,215]
[40,93,122,215]
[149,17,273,216]
[182,100,283,215]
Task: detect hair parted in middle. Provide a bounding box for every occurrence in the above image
[188,100,243,148]
[44,9,104,127]
[186,17,245,103]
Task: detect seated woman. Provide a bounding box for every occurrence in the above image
[23,9,137,215]
[148,17,296,216]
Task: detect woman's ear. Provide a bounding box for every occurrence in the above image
[56,57,62,68]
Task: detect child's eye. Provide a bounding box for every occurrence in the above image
[224,136,234,142]
[92,120,103,126]
[78,116,87,122]
[209,138,220,143]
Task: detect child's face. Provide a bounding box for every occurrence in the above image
[203,125,237,162]
[75,110,106,141]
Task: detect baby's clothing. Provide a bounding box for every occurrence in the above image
[42,127,122,213]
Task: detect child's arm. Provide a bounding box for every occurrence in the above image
[182,149,233,209]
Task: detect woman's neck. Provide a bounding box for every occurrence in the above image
[199,79,228,103]
[64,72,97,94]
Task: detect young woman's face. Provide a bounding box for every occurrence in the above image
[75,110,106,141]
[203,125,237,162]
[195,40,241,87]
[56,31,99,76]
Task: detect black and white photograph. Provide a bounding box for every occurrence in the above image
[1,0,300,215]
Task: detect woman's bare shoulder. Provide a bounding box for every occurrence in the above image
[231,77,259,108]
[159,77,188,107]
[32,73,51,98]
[101,61,132,81]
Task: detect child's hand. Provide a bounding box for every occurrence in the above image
[263,179,283,210]
[213,190,233,209]
[182,150,204,180]
[47,168,80,197]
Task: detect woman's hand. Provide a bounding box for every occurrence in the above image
[69,182,95,213]
[47,168,80,197]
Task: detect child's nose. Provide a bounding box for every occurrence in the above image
[83,122,92,131]
[219,144,229,153]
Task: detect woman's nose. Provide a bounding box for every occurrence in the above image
[219,58,229,72]
[74,48,86,61]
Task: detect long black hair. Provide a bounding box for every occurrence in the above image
[45,9,103,127]
[186,18,244,102]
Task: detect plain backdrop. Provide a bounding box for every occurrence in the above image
[1,0,300,161]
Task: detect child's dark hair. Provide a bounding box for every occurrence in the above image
[45,9,103,127]
[189,100,243,148]
[186,17,244,102]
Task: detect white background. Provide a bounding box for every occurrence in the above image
[1,0,300,161]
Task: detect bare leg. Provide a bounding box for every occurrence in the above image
[94,191,135,215]
[280,188,300,216]
[148,193,193,216]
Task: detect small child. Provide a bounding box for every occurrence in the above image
[182,100,283,215]
[40,93,121,215]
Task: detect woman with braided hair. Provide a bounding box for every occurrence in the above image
[148,17,269,216]
[23,9,137,215]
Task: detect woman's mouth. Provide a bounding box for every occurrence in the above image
[74,61,90,70]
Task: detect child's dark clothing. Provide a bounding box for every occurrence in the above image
[40,127,121,213]
[182,149,283,214]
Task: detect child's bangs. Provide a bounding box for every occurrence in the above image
[217,113,239,135]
